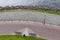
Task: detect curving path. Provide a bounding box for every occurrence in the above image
[0,10,60,26]
[0,21,60,40]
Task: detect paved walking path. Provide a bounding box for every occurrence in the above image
[0,21,60,40]
[0,10,60,26]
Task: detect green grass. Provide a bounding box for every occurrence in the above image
[0,10,17,12]
[0,9,60,15]
[0,35,46,40]
[31,9,60,15]
[20,9,60,15]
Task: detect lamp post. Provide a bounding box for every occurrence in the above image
[43,15,46,24]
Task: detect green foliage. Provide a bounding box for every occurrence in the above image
[0,35,46,40]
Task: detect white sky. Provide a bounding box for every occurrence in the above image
[0,0,41,6]
[0,0,22,6]
[0,0,59,7]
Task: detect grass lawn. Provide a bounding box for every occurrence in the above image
[0,10,17,12]
[0,35,46,40]
[0,9,60,16]
[30,9,60,15]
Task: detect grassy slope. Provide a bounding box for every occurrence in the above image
[0,9,60,15]
[0,10,16,12]
[31,9,60,15]
[0,35,46,40]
